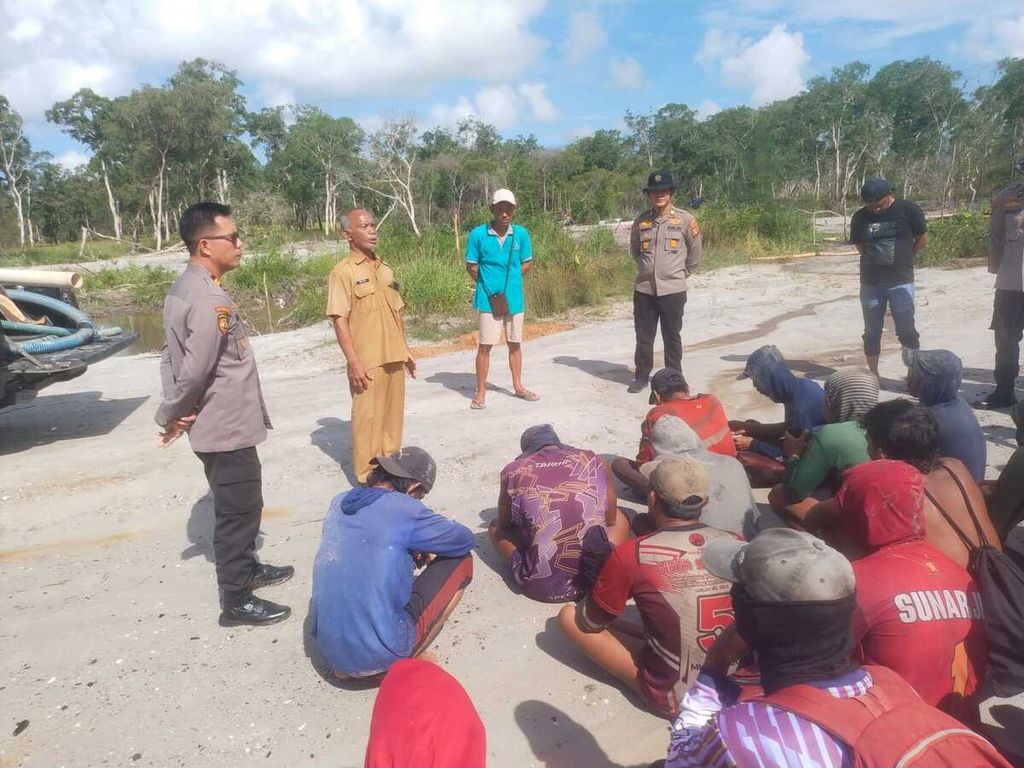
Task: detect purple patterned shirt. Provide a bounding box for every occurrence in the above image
[667,668,873,768]
[502,446,608,602]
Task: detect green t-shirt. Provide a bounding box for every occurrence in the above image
[785,421,870,502]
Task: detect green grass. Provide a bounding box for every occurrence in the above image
[82,265,177,305]
[41,203,825,339]
[918,213,988,266]
[0,239,140,266]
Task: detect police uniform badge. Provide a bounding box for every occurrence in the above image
[215,305,231,334]
[689,219,701,238]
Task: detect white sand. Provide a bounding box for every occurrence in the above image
[1,255,1015,767]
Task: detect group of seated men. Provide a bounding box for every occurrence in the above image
[310,344,1023,767]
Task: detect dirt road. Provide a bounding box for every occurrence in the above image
[1,255,1015,767]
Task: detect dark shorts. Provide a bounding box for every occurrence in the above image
[406,554,473,648]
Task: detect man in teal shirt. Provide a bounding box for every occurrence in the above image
[465,188,538,409]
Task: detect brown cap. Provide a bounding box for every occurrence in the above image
[648,456,709,508]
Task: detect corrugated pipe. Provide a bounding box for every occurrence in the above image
[5,289,94,355]
[0,320,72,336]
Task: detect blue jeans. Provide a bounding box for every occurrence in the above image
[860,283,919,357]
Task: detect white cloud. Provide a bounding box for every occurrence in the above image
[55,150,91,170]
[699,24,809,106]
[0,0,548,119]
[518,83,558,123]
[430,83,557,131]
[563,11,606,65]
[958,13,1024,61]
[695,100,722,121]
[608,57,646,90]
[701,2,1024,59]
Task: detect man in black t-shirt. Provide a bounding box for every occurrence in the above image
[849,178,928,376]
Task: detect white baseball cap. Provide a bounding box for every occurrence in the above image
[491,188,516,206]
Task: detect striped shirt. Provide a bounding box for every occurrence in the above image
[667,668,873,768]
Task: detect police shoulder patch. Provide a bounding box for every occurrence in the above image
[215,305,230,334]
[689,219,701,238]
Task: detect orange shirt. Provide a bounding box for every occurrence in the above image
[637,394,735,464]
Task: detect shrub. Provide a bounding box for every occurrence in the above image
[919,213,988,266]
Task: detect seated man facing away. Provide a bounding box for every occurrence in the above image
[909,349,987,482]
[612,368,734,494]
[488,424,630,603]
[630,415,781,540]
[835,459,987,722]
[667,528,1010,768]
[768,369,876,523]
[860,399,1001,568]
[365,659,485,768]
[558,456,738,719]
[730,344,826,487]
[310,447,474,679]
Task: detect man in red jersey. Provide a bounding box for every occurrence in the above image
[835,459,986,722]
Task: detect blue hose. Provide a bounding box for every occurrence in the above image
[0,320,72,336]
[5,289,95,355]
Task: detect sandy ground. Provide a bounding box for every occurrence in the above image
[1,254,1018,768]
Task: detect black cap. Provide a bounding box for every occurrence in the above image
[371,446,437,493]
[649,368,689,405]
[643,170,676,193]
[860,178,892,203]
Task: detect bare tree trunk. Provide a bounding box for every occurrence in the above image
[323,171,332,237]
[101,159,123,239]
[154,152,167,251]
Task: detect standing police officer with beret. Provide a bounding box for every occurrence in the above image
[627,170,704,394]
[977,160,1024,410]
[156,202,293,626]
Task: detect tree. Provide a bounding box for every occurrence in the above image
[47,88,125,239]
[364,118,423,236]
[0,96,33,245]
[804,63,876,223]
[624,111,656,169]
[270,107,363,235]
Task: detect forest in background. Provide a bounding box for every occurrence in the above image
[0,55,1022,252]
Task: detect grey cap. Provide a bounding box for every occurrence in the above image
[371,446,437,493]
[645,455,709,508]
[650,368,689,404]
[703,528,855,602]
[860,178,892,203]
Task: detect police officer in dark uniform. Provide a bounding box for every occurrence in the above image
[156,202,293,626]
[977,160,1024,410]
[627,170,704,393]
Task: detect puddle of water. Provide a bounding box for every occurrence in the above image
[97,306,288,356]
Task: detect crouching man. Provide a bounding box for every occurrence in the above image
[310,447,474,679]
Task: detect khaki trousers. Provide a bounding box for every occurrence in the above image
[351,361,406,482]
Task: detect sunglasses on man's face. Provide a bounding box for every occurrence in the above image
[204,231,241,246]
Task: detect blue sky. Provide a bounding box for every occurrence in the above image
[3,0,1021,168]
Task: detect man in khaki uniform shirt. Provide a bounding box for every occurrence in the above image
[157,202,293,627]
[628,170,703,394]
[326,208,415,483]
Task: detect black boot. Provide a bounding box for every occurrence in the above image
[249,563,295,590]
[627,377,649,394]
[219,592,291,626]
[974,390,1017,410]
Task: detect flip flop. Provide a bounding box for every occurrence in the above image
[514,390,540,402]
[470,400,486,410]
